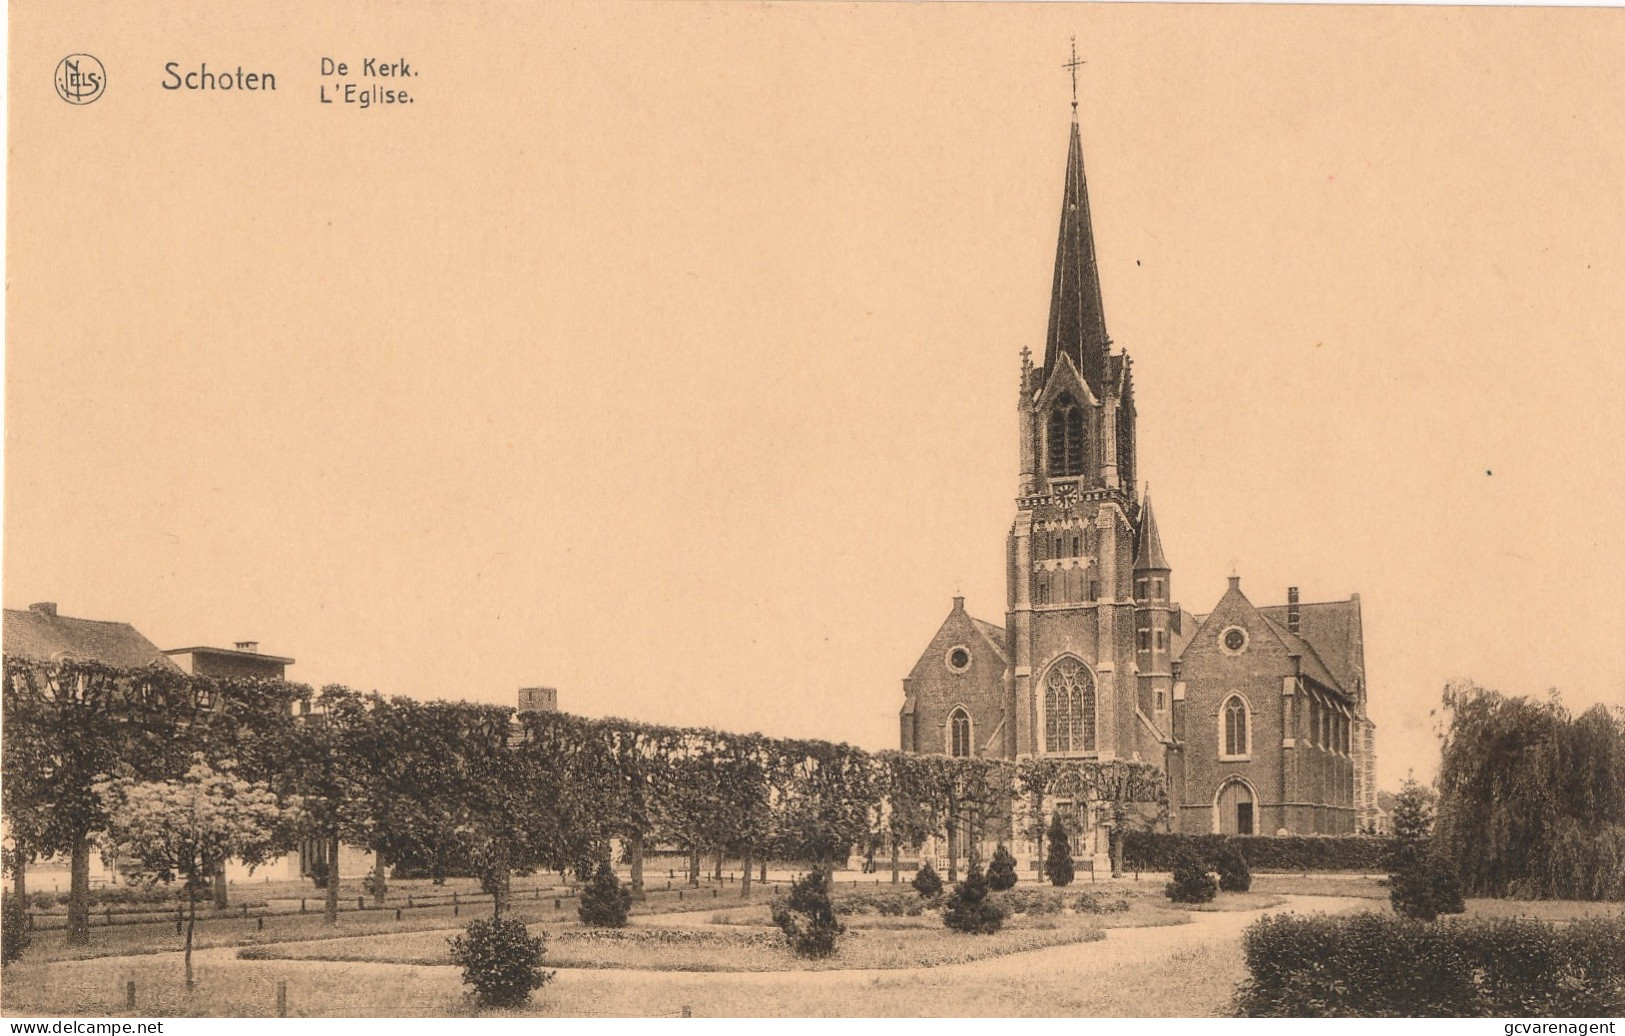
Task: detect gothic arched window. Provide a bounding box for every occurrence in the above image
[1223,695,1249,758]
[1043,657,1096,754]
[949,707,972,758]
[1047,396,1086,477]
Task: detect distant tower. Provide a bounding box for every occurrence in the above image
[518,686,558,713]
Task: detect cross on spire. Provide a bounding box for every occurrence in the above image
[1062,37,1085,115]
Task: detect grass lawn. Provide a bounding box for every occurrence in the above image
[1250,872,1390,899]
[236,909,1118,972]
[17,879,771,964]
[0,875,1341,1017]
[1182,892,1288,912]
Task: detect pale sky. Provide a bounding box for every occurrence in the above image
[6,2,1623,789]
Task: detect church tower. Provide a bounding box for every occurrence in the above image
[1004,95,1162,766]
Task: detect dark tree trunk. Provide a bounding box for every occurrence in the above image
[66,835,91,946]
[759,858,767,883]
[688,844,700,887]
[212,857,229,909]
[372,851,388,906]
[184,883,197,993]
[713,848,724,882]
[324,832,340,925]
[12,858,26,900]
[493,865,510,919]
[628,830,645,895]
[945,818,959,884]
[891,843,901,884]
[741,844,753,898]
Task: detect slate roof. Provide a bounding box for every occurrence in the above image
[1257,613,1347,698]
[3,606,178,669]
[970,617,1009,664]
[1257,598,1365,694]
[1133,495,1170,571]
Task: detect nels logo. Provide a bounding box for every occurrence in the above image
[55,54,106,105]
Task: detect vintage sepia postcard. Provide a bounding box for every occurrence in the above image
[3,0,1622,1023]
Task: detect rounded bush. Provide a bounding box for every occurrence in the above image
[447,917,554,1008]
[577,860,631,928]
[911,860,943,899]
[1166,850,1217,904]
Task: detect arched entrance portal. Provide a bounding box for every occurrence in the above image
[1215,778,1255,836]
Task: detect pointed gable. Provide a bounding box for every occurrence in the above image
[1034,350,1098,411]
[1043,116,1112,396]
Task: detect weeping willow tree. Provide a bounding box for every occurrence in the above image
[1433,681,1625,901]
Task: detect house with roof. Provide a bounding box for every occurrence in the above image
[2,601,180,670]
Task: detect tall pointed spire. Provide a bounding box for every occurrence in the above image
[1043,55,1112,394]
[1134,494,1169,571]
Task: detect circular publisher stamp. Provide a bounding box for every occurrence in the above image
[55,54,106,105]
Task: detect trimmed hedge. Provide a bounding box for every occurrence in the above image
[1234,912,1625,1017]
[1124,831,1393,873]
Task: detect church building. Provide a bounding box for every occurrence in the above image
[899,90,1377,842]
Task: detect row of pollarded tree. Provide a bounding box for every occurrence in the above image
[0,655,1167,946]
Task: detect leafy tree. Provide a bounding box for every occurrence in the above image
[1045,814,1075,887]
[448,917,554,1008]
[986,843,1018,891]
[577,860,630,927]
[771,867,844,958]
[1389,777,1464,920]
[0,657,298,944]
[875,751,946,886]
[912,860,944,898]
[1434,682,1625,900]
[95,758,287,991]
[942,862,1005,934]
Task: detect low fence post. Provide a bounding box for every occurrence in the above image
[126,981,136,1009]
[395,907,402,921]
[257,916,265,931]
[276,980,287,1018]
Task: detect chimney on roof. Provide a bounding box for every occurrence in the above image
[235,641,259,653]
[29,602,58,617]
[1287,587,1300,633]
[952,596,965,612]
